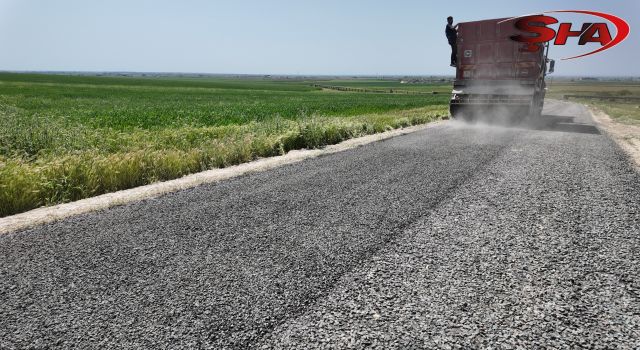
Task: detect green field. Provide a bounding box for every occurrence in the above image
[314,79,454,93]
[0,73,449,217]
[546,79,640,125]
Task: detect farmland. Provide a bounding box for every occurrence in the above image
[546,79,640,124]
[0,73,449,216]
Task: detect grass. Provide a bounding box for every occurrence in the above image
[315,79,454,93]
[585,102,640,125]
[546,79,640,124]
[0,73,449,217]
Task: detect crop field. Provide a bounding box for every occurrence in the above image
[0,73,449,216]
[546,79,640,124]
[314,79,454,93]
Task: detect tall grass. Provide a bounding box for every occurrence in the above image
[0,108,445,216]
[0,74,449,216]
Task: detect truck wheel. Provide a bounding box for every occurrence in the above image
[450,105,474,122]
[450,104,462,119]
[528,95,542,119]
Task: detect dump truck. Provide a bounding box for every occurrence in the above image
[449,17,555,121]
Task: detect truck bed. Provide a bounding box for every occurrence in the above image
[450,16,551,121]
[456,17,544,81]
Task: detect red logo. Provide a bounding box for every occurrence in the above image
[508,10,630,60]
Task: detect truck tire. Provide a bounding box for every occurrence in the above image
[528,94,542,119]
[450,104,462,119]
[450,105,475,122]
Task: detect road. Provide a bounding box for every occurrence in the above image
[1,101,638,349]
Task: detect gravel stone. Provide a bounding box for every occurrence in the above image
[0,101,638,349]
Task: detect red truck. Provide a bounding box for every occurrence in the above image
[449,17,555,121]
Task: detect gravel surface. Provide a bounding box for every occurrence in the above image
[1,101,638,349]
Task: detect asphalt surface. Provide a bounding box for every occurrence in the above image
[1,100,638,349]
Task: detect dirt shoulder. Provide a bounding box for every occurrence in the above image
[590,107,640,170]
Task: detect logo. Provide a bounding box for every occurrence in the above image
[507,10,630,60]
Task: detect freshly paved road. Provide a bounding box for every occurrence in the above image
[1,101,638,349]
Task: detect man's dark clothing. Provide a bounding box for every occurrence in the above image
[445,24,457,65]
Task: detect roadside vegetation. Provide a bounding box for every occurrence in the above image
[0,73,449,216]
[547,80,640,124]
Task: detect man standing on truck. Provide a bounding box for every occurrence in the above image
[445,16,458,67]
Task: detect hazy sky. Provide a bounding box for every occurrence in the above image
[0,0,637,76]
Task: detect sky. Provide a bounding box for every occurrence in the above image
[0,0,638,76]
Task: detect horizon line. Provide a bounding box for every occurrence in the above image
[1,70,638,79]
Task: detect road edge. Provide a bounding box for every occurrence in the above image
[0,120,446,235]
[589,107,640,171]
